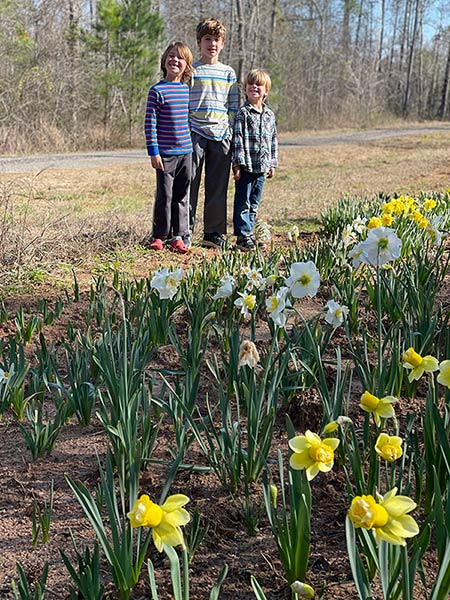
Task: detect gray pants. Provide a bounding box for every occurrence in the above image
[189,132,231,235]
[153,153,191,239]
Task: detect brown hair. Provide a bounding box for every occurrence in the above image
[245,69,272,96]
[160,42,194,84]
[196,17,226,43]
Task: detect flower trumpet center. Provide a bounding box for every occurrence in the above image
[378,237,389,251]
[138,500,163,527]
[349,495,388,529]
[380,443,402,461]
[310,443,334,464]
[299,274,311,285]
[361,391,380,410]
[402,348,422,367]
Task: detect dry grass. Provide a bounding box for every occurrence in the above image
[1,128,450,293]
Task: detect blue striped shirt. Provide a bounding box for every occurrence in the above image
[145,80,192,156]
[189,61,238,141]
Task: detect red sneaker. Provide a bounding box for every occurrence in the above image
[149,238,164,251]
[170,239,189,254]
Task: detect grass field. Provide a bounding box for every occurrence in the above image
[1,127,450,296]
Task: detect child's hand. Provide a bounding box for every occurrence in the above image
[267,167,275,179]
[233,165,241,181]
[151,155,164,171]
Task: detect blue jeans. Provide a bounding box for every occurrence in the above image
[233,170,265,237]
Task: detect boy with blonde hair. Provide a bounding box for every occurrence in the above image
[189,17,238,249]
[232,68,278,251]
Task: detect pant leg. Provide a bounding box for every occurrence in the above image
[152,155,177,239]
[189,132,206,235]
[171,154,191,238]
[233,170,253,237]
[248,174,265,232]
[204,137,231,235]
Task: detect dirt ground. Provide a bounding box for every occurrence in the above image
[0,240,447,599]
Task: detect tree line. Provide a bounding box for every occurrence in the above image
[1,0,449,154]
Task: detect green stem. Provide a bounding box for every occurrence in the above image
[183,547,189,600]
[376,263,383,393]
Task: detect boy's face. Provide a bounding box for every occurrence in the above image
[198,34,224,63]
[246,82,267,104]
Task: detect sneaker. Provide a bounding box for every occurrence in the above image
[236,235,256,252]
[202,232,226,250]
[170,239,189,254]
[149,238,164,251]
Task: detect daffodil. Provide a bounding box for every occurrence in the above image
[212,275,234,300]
[352,217,366,234]
[375,433,403,461]
[437,360,450,388]
[423,198,437,211]
[0,368,10,382]
[291,581,315,598]
[322,416,352,434]
[285,261,320,299]
[368,216,382,229]
[234,291,256,319]
[342,226,357,247]
[151,268,183,300]
[359,391,396,426]
[359,226,402,266]
[324,299,349,327]
[287,225,300,242]
[245,268,265,291]
[348,243,365,268]
[266,286,292,328]
[349,487,419,546]
[401,347,439,382]
[238,340,260,369]
[289,430,339,481]
[426,216,443,247]
[127,494,190,552]
[381,213,394,226]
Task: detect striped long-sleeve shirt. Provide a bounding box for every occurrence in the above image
[189,61,238,141]
[145,80,192,156]
[232,102,278,173]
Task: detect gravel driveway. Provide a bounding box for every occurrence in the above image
[1,125,449,174]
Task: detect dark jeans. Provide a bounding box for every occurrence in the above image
[233,170,265,237]
[190,132,231,235]
[152,153,191,239]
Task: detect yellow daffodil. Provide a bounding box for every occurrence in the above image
[381,213,394,226]
[359,391,396,426]
[349,487,419,546]
[127,494,190,552]
[437,360,450,389]
[382,201,394,214]
[322,416,352,434]
[368,216,382,229]
[401,347,439,382]
[375,433,403,461]
[418,217,429,229]
[291,581,315,598]
[289,430,339,481]
[423,198,437,211]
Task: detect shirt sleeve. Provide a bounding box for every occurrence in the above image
[145,87,161,156]
[227,70,239,130]
[271,117,278,168]
[232,110,246,166]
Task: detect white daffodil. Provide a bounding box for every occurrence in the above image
[266,286,292,328]
[352,216,367,234]
[255,219,272,243]
[287,225,300,242]
[348,242,365,269]
[234,291,256,319]
[213,278,234,300]
[342,226,357,247]
[360,226,402,266]
[0,367,10,383]
[285,261,320,298]
[151,267,183,299]
[426,216,444,247]
[324,299,349,327]
[245,268,266,291]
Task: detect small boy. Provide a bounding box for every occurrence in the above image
[189,17,238,249]
[232,69,278,251]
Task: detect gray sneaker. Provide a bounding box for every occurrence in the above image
[202,233,226,250]
[236,235,256,252]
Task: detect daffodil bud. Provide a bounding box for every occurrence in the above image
[269,484,277,508]
[291,580,315,598]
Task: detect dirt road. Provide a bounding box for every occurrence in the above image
[1,124,449,174]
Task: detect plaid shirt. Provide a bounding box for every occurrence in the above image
[232,102,278,173]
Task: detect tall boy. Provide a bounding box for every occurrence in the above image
[189,18,238,249]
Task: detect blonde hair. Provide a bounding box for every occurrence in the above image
[245,69,272,96]
[196,17,226,43]
[160,42,194,84]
